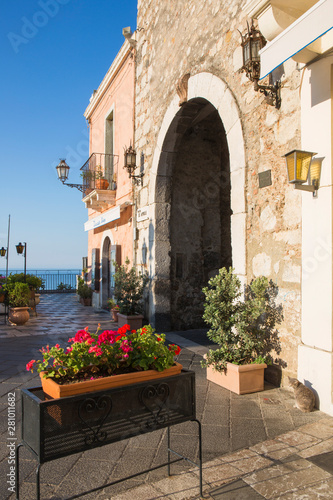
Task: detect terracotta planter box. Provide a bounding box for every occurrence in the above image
[206,361,267,395]
[117,313,144,330]
[40,362,183,399]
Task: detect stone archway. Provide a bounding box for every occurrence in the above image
[149,73,246,331]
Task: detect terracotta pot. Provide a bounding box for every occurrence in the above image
[111,308,119,322]
[117,313,144,330]
[8,307,30,326]
[34,294,40,305]
[206,361,267,395]
[80,297,92,306]
[95,179,109,190]
[40,362,183,399]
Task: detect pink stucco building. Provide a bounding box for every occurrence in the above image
[82,38,135,309]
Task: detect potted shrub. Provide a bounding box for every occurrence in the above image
[201,267,283,394]
[26,324,182,398]
[6,282,31,325]
[114,258,149,329]
[78,283,93,306]
[6,273,44,309]
[107,298,120,322]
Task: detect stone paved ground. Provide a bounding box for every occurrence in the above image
[0,294,332,499]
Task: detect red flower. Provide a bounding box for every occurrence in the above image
[98,330,116,345]
[169,344,181,355]
[26,360,35,371]
[116,333,127,341]
[88,346,103,356]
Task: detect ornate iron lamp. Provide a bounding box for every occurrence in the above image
[16,242,27,279]
[284,149,322,197]
[124,145,144,186]
[239,22,281,109]
[56,159,84,193]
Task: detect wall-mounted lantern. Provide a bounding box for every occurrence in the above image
[56,159,84,192]
[239,21,281,109]
[284,149,323,197]
[124,145,144,186]
[0,247,6,257]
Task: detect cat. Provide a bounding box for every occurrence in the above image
[288,377,316,413]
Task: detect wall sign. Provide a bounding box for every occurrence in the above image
[258,170,272,189]
[84,205,121,231]
[137,206,149,222]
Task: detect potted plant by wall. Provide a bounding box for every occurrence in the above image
[95,165,109,190]
[6,273,44,308]
[114,258,149,330]
[201,267,283,394]
[6,282,31,325]
[26,324,182,398]
[78,282,93,306]
[107,298,120,322]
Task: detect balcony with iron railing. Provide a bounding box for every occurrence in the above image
[81,153,119,211]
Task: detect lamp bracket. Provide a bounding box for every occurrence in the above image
[61,180,85,193]
[131,173,144,186]
[255,80,281,109]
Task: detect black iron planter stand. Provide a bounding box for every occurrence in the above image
[16,369,202,499]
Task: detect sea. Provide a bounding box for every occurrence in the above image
[0,269,81,291]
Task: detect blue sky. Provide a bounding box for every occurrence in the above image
[0,0,137,270]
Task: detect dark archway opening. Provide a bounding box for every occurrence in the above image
[169,99,231,330]
[101,237,111,309]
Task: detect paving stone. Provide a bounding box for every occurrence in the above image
[152,471,202,500]
[209,479,265,499]
[106,482,165,500]
[307,450,333,475]
[243,464,292,486]
[227,455,274,474]
[297,437,333,459]
[275,478,333,499]
[276,430,320,448]
[251,464,332,499]
[298,419,333,439]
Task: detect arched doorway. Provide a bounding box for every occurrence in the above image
[101,236,111,308]
[149,73,246,331]
[169,99,231,329]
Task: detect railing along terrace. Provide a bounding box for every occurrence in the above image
[80,152,119,198]
[1,270,79,292]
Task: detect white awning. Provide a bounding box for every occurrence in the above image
[260,0,333,79]
[84,205,120,231]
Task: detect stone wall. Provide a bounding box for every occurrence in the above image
[135,0,303,381]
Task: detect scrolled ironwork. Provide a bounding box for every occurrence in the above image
[140,383,170,430]
[78,395,112,445]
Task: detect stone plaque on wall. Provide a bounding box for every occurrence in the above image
[258,170,272,189]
